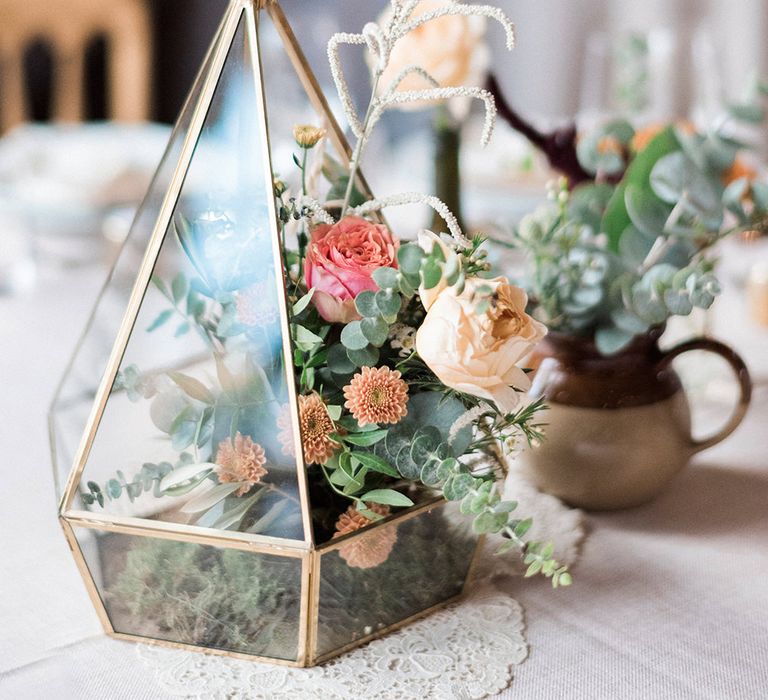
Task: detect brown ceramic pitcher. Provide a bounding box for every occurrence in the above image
[518,327,752,510]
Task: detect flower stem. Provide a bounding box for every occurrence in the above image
[341,74,382,217]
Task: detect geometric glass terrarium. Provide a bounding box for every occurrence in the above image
[52,0,481,666]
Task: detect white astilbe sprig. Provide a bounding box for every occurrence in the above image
[350,192,472,248]
[362,21,389,72]
[326,0,516,224]
[373,86,498,146]
[327,32,368,138]
[384,64,440,96]
[298,196,336,225]
[391,4,515,49]
[449,403,493,445]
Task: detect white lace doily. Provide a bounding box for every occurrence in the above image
[137,477,585,700]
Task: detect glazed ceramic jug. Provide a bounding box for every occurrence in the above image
[518,328,752,510]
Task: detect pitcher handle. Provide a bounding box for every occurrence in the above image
[658,338,752,454]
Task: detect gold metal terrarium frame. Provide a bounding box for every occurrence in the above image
[52,0,481,667]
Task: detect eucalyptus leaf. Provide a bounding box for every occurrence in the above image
[346,345,379,368]
[650,152,721,214]
[372,266,399,290]
[375,290,401,317]
[354,290,379,318]
[619,224,658,267]
[594,325,636,355]
[397,244,424,275]
[420,460,443,487]
[728,102,766,123]
[328,343,356,374]
[361,316,389,347]
[625,184,671,237]
[146,309,173,333]
[171,273,189,304]
[421,260,442,290]
[395,444,420,480]
[443,473,474,501]
[340,321,369,350]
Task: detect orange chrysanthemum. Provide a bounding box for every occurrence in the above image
[298,393,340,465]
[343,366,409,426]
[276,403,296,458]
[333,503,398,569]
[236,282,278,327]
[215,432,268,496]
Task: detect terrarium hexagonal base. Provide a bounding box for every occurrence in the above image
[60,497,481,667]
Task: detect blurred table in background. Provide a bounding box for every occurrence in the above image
[0,122,170,293]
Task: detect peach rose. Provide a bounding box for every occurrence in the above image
[305,216,399,323]
[416,277,546,413]
[376,0,488,112]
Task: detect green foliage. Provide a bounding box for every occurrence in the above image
[576,119,635,176]
[81,459,179,506]
[601,126,680,252]
[518,102,768,355]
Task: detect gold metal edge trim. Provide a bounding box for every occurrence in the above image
[296,551,312,666]
[306,549,322,664]
[109,632,303,667]
[62,511,310,558]
[246,1,315,549]
[59,517,115,634]
[59,0,245,516]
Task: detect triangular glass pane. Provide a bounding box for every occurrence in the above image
[259,7,372,207]
[73,12,308,543]
[50,22,226,501]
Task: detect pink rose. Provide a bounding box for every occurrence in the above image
[305,216,399,323]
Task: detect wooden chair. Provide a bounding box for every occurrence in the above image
[0,0,152,132]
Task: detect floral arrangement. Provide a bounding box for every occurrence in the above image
[84,1,572,587]
[506,82,768,355]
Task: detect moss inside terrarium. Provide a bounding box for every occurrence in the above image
[94,533,302,660]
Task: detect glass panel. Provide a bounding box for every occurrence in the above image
[315,502,479,658]
[259,10,368,207]
[72,528,303,660]
[75,14,307,542]
[50,19,226,501]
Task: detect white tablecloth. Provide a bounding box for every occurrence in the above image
[1,267,767,699]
